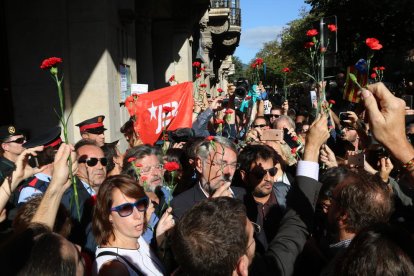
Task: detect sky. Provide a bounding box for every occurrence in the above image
[235,0,310,64]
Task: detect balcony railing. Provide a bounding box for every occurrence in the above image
[211,0,230,8]
[229,7,241,26]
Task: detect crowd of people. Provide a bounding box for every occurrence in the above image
[0,78,414,275]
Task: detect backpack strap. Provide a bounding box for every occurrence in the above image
[96,251,144,275]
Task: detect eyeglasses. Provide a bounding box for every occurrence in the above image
[110,197,149,217]
[4,137,26,144]
[251,167,277,179]
[79,157,108,167]
[207,161,240,170]
[270,114,280,118]
[140,164,164,174]
[253,124,267,128]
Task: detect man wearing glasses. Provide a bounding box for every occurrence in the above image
[171,136,245,220]
[0,125,26,182]
[238,144,285,254]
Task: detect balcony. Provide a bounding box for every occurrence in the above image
[229,7,241,27]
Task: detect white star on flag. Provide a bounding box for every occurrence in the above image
[148,102,157,121]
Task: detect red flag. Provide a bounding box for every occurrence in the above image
[343,65,368,103]
[128,82,194,145]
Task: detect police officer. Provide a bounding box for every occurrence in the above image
[17,126,62,204]
[76,115,106,146]
[0,125,26,183]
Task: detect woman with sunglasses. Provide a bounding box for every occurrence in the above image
[93,175,173,275]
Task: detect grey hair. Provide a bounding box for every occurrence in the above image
[274,115,296,130]
[196,136,237,161]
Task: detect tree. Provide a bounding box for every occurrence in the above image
[230,55,245,82]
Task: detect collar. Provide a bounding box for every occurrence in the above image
[329,238,352,249]
[34,172,52,182]
[276,172,290,185]
[80,180,96,196]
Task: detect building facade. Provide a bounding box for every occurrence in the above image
[1,0,241,146]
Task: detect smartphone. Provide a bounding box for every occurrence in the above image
[28,155,39,168]
[283,128,300,148]
[261,129,283,141]
[339,112,350,123]
[347,152,364,167]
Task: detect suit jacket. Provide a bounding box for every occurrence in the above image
[171,183,246,220]
[249,175,322,276]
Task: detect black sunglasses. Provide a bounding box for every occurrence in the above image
[269,114,280,118]
[79,157,108,167]
[4,137,26,144]
[253,124,267,128]
[110,197,149,217]
[251,167,277,179]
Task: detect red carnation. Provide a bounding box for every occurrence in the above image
[304,41,315,49]
[365,38,383,50]
[192,61,201,67]
[128,157,137,162]
[320,47,327,53]
[327,24,337,32]
[282,67,291,73]
[379,66,385,70]
[251,62,258,68]
[206,136,214,141]
[195,74,201,79]
[90,195,97,205]
[245,96,252,100]
[40,57,63,69]
[292,136,298,142]
[164,161,180,172]
[306,29,318,37]
[225,109,233,114]
[169,75,175,82]
[329,99,336,105]
[140,176,148,182]
[370,73,377,79]
[255,58,264,65]
[200,83,207,88]
[162,106,173,113]
[372,67,379,71]
[135,162,143,167]
[200,67,205,71]
[291,148,297,154]
[217,88,223,93]
[215,119,224,124]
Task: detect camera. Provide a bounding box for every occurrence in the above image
[235,78,249,98]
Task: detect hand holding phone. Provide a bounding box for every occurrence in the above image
[283,128,300,149]
[347,152,364,167]
[261,129,283,141]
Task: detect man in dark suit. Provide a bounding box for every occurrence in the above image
[171,114,330,276]
[171,136,245,220]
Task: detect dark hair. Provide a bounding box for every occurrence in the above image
[171,197,248,276]
[319,166,349,201]
[238,144,277,173]
[334,171,393,233]
[336,223,414,275]
[101,143,119,173]
[121,144,162,180]
[74,139,99,152]
[36,145,59,167]
[18,232,80,276]
[93,175,146,245]
[13,195,72,238]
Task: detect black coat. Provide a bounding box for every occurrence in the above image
[249,176,322,276]
[171,183,246,220]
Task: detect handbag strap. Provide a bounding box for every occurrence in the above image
[96,251,143,275]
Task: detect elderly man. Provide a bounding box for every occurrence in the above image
[171,136,245,219]
[75,115,106,147]
[0,125,26,182]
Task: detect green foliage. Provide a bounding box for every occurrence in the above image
[230,56,245,82]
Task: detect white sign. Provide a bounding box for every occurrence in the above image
[310,90,317,105]
[263,100,271,115]
[131,83,148,94]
